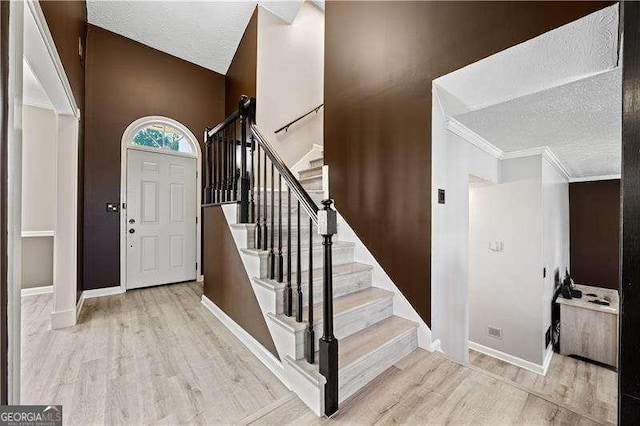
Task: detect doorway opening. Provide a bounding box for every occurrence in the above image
[119,117,202,292]
[431,4,620,424]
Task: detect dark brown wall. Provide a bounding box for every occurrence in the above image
[202,206,278,357]
[84,25,225,290]
[39,0,87,296]
[39,1,86,111]
[225,8,257,116]
[324,1,613,326]
[569,180,620,290]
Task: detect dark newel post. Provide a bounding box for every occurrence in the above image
[305,216,315,364]
[204,128,211,204]
[237,96,250,223]
[319,199,338,417]
[284,187,292,316]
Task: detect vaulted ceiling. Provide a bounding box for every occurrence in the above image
[86,1,310,75]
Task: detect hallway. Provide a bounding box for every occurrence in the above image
[22,282,608,425]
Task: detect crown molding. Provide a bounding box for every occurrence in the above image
[501,146,572,181]
[569,174,620,183]
[446,118,504,159]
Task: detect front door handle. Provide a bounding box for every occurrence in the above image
[129,228,135,234]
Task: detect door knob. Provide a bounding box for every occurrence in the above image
[129,229,135,234]
[129,219,136,224]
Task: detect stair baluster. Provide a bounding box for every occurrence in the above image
[269,163,276,279]
[262,151,268,250]
[305,216,315,364]
[296,200,303,322]
[277,175,284,282]
[249,135,255,220]
[255,144,262,248]
[284,186,292,316]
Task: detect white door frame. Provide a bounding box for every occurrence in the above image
[120,116,202,292]
[8,0,80,403]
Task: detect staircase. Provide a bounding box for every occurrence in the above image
[205,97,419,417]
[229,155,418,415]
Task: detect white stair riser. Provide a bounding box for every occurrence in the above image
[339,329,418,402]
[299,167,322,180]
[269,267,373,314]
[301,176,323,191]
[289,297,394,360]
[246,227,323,249]
[244,245,355,279]
[309,158,324,168]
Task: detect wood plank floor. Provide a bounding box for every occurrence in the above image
[22,283,614,425]
[469,349,617,425]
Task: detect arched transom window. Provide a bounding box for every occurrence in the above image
[128,119,197,156]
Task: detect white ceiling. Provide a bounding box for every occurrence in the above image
[87,1,309,75]
[453,68,621,179]
[436,4,621,180]
[23,59,54,110]
[434,4,618,115]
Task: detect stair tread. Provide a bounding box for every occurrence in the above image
[299,175,322,182]
[299,165,323,176]
[309,157,323,164]
[271,287,393,331]
[293,316,418,375]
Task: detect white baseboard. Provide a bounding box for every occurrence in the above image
[21,230,54,238]
[21,285,53,297]
[542,345,554,375]
[82,286,125,299]
[51,307,76,329]
[201,295,290,389]
[197,274,204,283]
[76,292,85,322]
[429,338,442,353]
[469,341,548,376]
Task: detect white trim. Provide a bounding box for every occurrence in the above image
[542,345,554,376]
[120,116,202,293]
[197,274,204,283]
[429,338,442,353]
[201,295,290,388]
[51,307,76,329]
[76,292,85,321]
[569,174,621,183]
[445,119,574,182]
[469,341,549,376]
[446,118,503,159]
[21,285,53,297]
[21,230,54,238]
[25,0,80,118]
[82,286,125,300]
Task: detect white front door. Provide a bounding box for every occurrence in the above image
[126,148,197,289]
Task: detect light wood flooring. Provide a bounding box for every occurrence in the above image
[22,283,615,425]
[469,349,617,425]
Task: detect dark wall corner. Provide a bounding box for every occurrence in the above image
[225,7,257,116]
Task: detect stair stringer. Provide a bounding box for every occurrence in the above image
[220,203,325,416]
[335,211,438,352]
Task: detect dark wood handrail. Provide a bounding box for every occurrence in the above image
[274,104,323,134]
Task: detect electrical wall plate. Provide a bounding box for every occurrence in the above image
[106,203,119,213]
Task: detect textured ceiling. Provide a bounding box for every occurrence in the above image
[435,4,618,112]
[23,59,54,110]
[88,1,300,75]
[453,68,621,179]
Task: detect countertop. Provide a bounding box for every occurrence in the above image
[556,284,619,315]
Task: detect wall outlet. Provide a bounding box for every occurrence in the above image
[488,326,503,339]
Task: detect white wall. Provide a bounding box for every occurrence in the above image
[256,2,324,167]
[541,157,570,355]
[431,86,500,363]
[21,105,56,289]
[468,179,544,365]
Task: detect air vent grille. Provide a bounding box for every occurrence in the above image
[488,326,503,339]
